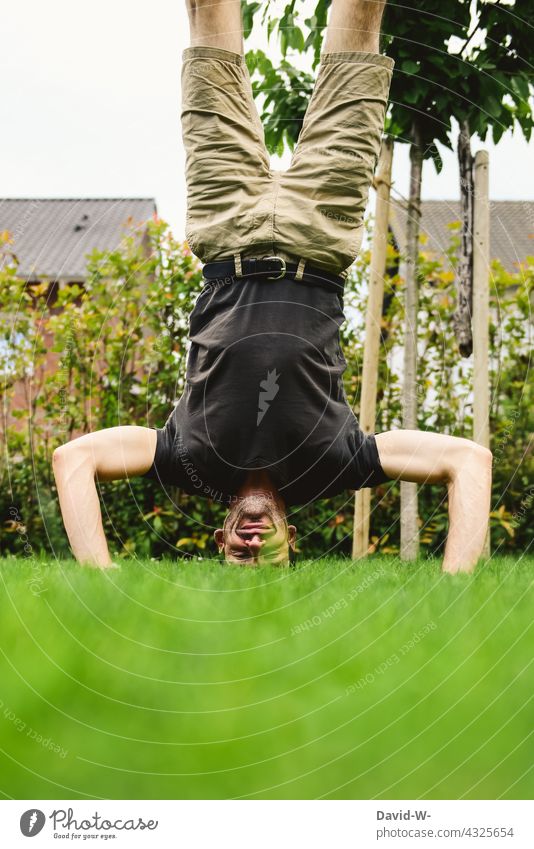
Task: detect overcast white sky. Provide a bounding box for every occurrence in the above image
[3,0,532,237]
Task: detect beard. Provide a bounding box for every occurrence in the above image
[224,493,286,535]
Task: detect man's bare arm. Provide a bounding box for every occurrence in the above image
[53,426,157,568]
[375,430,492,573]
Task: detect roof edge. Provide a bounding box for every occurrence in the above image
[0,197,156,202]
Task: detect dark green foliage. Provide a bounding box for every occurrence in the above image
[246,49,314,155]
[243,1,533,164]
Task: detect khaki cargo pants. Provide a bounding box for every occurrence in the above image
[181,47,394,276]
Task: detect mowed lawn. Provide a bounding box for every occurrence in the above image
[0,554,532,800]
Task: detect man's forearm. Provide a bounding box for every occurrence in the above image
[442,448,492,574]
[53,445,113,567]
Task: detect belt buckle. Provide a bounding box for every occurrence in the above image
[262,255,286,280]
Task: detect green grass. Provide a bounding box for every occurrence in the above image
[0,555,532,800]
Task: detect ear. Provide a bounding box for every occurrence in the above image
[213,528,225,552]
[287,524,297,550]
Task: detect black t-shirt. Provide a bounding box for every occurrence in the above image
[144,275,390,506]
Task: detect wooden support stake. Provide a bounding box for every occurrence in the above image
[352,138,394,560]
[472,149,491,557]
[400,131,423,561]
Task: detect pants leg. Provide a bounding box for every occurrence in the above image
[275,52,394,274]
[181,46,276,262]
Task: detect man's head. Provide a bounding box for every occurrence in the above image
[214,492,297,566]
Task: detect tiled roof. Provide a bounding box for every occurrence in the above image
[389,200,534,274]
[0,198,157,280]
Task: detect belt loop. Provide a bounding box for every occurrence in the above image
[295,258,306,281]
[234,253,243,278]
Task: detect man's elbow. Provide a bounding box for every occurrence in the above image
[52,444,69,474]
[476,444,493,467]
[467,442,492,470]
[448,440,492,483]
[52,441,94,481]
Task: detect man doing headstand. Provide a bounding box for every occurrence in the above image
[53,0,492,571]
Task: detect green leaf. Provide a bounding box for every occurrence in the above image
[267,17,279,41]
[280,27,288,57]
[403,83,424,105]
[510,75,530,102]
[492,121,506,145]
[401,60,420,74]
[430,146,443,173]
[486,94,503,119]
[287,25,305,52]
[241,0,261,40]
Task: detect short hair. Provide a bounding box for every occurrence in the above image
[288,546,297,567]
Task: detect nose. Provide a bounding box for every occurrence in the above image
[244,534,264,556]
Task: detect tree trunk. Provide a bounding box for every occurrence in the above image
[400,126,423,561]
[472,149,491,558]
[454,119,474,357]
[352,138,394,559]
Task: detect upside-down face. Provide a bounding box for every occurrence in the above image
[214,493,297,566]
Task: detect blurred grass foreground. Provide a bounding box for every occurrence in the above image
[0,555,532,800]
